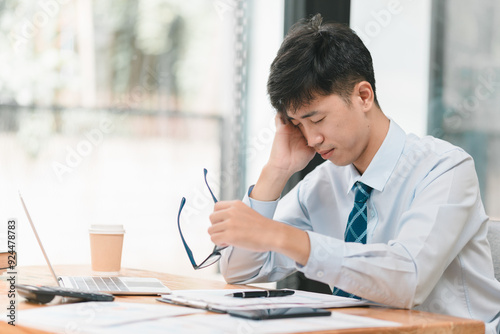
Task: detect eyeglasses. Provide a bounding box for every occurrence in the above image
[177,169,227,270]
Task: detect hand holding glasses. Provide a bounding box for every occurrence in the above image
[177,169,227,270]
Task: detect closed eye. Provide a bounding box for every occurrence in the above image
[312,117,325,124]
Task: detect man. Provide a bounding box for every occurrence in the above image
[208,14,500,332]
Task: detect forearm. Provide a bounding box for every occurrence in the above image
[219,192,311,281]
[250,164,294,201]
[214,172,314,282]
[249,115,314,202]
[302,232,417,308]
[220,223,311,284]
[250,173,312,265]
[271,222,311,266]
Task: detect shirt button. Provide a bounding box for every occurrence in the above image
[371,211,375,218]
[317,271,324,278]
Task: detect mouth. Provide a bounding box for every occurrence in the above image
[318,148,334,160]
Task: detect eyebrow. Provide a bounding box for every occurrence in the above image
[287,110,319,121]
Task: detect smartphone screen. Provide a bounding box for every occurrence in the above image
[228,307,331,320]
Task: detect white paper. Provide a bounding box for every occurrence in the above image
[18,301,204,333]
[88,312,400,334]
[159,289,369,312]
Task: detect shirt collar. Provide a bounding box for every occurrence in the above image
[347,119,406,194]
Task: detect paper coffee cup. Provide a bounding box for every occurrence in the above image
[89,224,125,275]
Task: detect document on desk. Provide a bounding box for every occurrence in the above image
[88,312,400,334]
[17,301,204,333]
[158,289,369,312]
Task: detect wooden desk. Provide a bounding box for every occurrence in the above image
[0,265,485,334]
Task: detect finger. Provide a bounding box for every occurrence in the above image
[207,222,226,235]
[209,209,232,225]
[208,224,232,247]
[213,200,238,211]
[210,233,230,248]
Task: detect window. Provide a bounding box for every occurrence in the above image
[428,0,500,217]
[0,0,239,279]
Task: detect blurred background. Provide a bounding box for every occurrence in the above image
[0,0,499,283]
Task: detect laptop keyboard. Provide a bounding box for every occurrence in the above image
[69,276,130,292]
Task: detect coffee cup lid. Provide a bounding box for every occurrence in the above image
[89,224,125,234]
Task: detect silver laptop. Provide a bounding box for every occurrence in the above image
[19,192,171,296]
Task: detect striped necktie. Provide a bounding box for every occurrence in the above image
[333,181,373,298]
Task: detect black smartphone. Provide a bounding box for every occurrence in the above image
[228,307,331,320]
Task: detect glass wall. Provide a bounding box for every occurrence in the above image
[428,0,500,218]
[0,0,236,279]
[352,0,500,218]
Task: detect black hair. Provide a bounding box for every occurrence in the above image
[267,13,379,116]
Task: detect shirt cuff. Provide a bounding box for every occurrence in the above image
[243,185,279,219]
[298,231,345,284]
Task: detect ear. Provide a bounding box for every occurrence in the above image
[354,81,374,112]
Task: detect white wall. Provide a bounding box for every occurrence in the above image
[350,0,432,137]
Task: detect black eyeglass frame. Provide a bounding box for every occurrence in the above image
[177,169,227,270]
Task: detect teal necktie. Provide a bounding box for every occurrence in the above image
[344,182,373,243]
[333,182,373,298]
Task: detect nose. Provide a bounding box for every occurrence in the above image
[303,126,324,148]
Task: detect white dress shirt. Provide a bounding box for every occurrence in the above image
[220,120,500,333]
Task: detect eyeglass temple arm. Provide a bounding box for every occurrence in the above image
[204,168,218,203]
[177,197,198,268]
[204,169,227,252]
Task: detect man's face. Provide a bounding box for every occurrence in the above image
[286,93,371,170]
